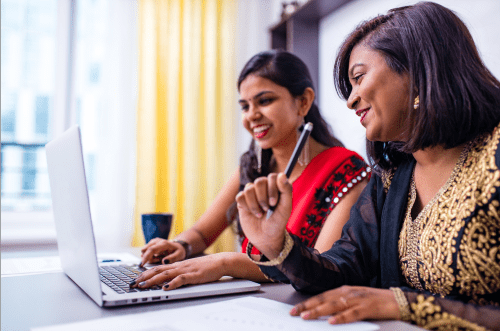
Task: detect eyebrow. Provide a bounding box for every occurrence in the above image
[348,63,365,78]
[238,91,273,104]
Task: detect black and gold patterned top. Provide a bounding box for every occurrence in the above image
[398,131,500,305]
[258,125,500,330]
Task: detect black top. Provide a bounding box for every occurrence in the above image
[259,124,500,330]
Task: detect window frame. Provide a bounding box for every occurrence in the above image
[1,0,76,247]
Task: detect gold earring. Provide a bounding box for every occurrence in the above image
[413,96,420,110]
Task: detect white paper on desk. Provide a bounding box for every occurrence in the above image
[31,297,379,331]
[1,252,139,277]
[1,256,62,277]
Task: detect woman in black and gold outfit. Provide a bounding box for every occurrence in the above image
[236,2,500,330]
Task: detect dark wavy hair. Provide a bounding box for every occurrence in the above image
[334,1,500,171]
[227,50,343,236]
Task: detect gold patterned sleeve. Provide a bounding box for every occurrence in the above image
[401,290,500,331]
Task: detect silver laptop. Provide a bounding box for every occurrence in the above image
[45,125,260,307]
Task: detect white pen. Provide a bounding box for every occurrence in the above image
[266,122,313,219]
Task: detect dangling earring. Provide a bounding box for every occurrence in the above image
[414,96,420,110]
[254,140,262,173]
[297,119,310,166]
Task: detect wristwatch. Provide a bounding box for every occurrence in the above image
[173,239,192,258]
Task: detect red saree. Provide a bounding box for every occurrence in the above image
[242,147,370,254]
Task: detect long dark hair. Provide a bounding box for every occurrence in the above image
[334,1,500,171]
[227,50,343,235]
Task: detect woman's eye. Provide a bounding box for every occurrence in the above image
[353,74,363,83]
[259,98,273,105]
[240,105,249,112]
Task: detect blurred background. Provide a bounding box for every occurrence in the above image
[2,0,499,254]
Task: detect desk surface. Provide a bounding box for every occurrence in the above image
[1,270,424,331]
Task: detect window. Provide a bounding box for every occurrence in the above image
[35,96,50,136]
[1,0,56,214]
[1,0,138,249]
[1,93,16,135]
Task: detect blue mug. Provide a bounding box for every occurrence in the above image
[141,213,173,243]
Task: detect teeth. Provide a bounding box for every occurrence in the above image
[358,110,368,117]
[253,125,271,133]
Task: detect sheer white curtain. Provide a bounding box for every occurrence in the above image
[78,0,138,251]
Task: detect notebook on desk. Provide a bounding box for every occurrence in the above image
[45,125,260,307]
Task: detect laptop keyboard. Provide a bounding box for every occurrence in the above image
[99,265,162,294]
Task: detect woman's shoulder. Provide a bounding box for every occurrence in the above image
[468,121,500,167]
[300,146,370,182]
[315,146,367,166]
[461,121,500,189]
[308,146,371,183]
[376,156,415,194]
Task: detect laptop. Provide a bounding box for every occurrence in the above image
[45,125,261,307]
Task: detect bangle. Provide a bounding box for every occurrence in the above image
[173,239,192,258]
[390,287,411,322]
[246,231,294,266]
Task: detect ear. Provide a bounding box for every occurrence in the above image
[297,87,315,117]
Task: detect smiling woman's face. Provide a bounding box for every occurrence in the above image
[346,43,411,142]
[238,74,304,150]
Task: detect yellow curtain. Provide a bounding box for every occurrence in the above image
[132,0,238,255]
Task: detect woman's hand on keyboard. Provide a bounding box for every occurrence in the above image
[140,238,187,267]
[130,254,230,290]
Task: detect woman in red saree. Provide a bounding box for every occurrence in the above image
[243,147,369,255]
[132,50,369,290]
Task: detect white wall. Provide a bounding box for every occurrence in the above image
[319,0,500,161]
[235,0,284,159]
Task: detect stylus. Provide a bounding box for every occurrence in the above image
[266,122,313,219]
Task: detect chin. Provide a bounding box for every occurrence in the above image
[365,129,385,142]
[254,141,270,150]
[365,132,377,142]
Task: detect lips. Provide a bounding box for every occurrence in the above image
[252,124,271,139]
[355,108,370,122]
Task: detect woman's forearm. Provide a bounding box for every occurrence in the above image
[220,252,273,283]
[174,227,210,257]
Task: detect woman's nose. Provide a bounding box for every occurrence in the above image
[246,105,262,120]
[347,92,360,110]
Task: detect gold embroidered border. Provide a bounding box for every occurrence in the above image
[409,294,487,331]
[400,143,471,293]
[390,287,411,321]
[381,169,395,194]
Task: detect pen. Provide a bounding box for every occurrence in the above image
[266,122,313,219]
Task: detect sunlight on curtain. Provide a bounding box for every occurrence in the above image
[133,0,238,254]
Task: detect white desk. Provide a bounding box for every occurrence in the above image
[1,267,425,331]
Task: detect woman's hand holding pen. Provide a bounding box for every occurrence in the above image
[140,238,187,267]
[236,172,293,260]
[237,122,311,259]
